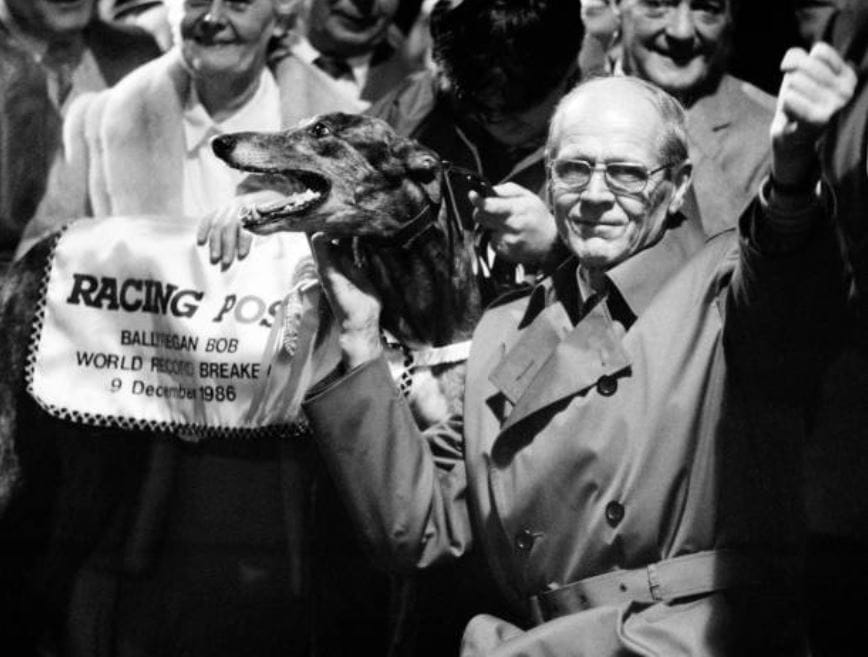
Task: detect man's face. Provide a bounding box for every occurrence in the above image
[617,0,732,99]
[6,0,96,37]
[180,0,276,80]
[547,83,690,270]
[305,0,399,58]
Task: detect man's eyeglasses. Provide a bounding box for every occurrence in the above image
[549,159,673,195]
[636,0,728,23]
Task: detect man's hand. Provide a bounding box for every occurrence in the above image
[196,190,284,269]
[469,182,558,266]
[310,234,383,369]
[771,42,857,190]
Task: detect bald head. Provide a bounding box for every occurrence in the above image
[546,76,688,169]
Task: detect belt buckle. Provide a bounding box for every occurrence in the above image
[646,563,664,602]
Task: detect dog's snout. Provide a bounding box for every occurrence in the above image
[211,134,235,160]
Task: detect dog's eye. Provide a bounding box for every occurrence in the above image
[310,122,331,138]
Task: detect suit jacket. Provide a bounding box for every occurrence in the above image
[306,192,843,655]
[685,73,776,238]
[0,19,158,263]
[271,39,417,129]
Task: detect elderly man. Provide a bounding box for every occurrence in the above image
[613,0,777,237]
[0,0,158,270]
[304,42,855,656]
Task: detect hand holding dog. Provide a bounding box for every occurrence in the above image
[196,190,285,269]
[311,233,383,369]
[771,42,856,193]
[469,183,559,265]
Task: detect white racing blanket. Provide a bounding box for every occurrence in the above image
[26,214,332,438]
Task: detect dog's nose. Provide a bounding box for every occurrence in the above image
[211,134,235,160]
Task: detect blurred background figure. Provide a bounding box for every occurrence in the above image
[398,0,437,73]
[271,0,419,126]
[371,0,585,303]
[613,0,776,237]
[0,0,159,272]
[579,0,619,76]
[106,0,173,51]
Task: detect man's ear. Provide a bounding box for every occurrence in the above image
[666,160,693,216]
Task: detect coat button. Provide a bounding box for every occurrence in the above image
[515,529,537,551]
[605,501,625,527]
[597,374,618,396]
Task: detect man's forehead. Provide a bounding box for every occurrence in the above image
[552,82,667,155]
[561,81,662,126]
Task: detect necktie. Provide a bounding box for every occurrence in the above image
[42,42,78,108]
[313,55,354,83]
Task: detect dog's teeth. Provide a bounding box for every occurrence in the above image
[253,189,323,217]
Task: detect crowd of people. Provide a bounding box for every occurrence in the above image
[0,1,866,656]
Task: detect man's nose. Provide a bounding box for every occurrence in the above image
[201,0,228,34]
[581,167,614,202]
[664,3,696,41]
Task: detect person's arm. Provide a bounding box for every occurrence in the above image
[726,43,855,395]
[302,234,473,571]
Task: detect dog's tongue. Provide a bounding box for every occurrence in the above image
[253,189,322,217]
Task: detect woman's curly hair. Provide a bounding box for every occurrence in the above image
[430,0,584,114]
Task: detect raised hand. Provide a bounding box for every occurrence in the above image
[771,42,857,191]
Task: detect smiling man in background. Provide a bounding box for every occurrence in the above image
[614,0,776,237]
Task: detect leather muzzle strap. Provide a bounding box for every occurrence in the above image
[529,549,796,625]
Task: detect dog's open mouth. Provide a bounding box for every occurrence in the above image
[237,169,330,229]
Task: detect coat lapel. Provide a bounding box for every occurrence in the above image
[496,299,630,434]
[489,217,706,434]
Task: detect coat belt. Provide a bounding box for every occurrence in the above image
[529,549,795,625]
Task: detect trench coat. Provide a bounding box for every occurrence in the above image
[305,189,845,656]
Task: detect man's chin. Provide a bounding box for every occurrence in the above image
[29,0,94,35]
[642,59,713,100]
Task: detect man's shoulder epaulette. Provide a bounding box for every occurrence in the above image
[485,284,534,311]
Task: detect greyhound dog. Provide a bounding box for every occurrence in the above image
[0,113,491,654]
[212,112,486,426]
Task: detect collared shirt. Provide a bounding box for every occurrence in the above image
[290,36,372,105]
[0,0,106,111]
[181,68,281,217]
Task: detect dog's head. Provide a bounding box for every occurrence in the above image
[212,113,443,239]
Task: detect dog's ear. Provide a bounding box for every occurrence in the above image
[392,138,440,184]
